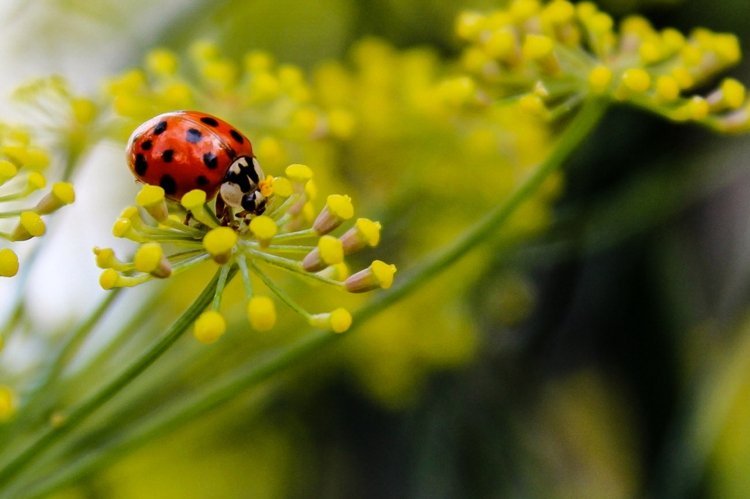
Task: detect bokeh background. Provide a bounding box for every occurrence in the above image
[2,0,750,497]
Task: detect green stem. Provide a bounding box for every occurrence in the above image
[0,266,237,489]
[0,289,123,448]
[13,98,607,497]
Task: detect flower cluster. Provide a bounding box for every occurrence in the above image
[95,164,395,343]
[0,124,75,278]
[105,42,349,171]
[455,0,748,130]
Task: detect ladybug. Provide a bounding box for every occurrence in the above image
[126,111,267,221]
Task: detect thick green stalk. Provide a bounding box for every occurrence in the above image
[0,267,237,490]
[15,99,608,498]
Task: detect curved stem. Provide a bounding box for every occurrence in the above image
[14,99,608,498]
[0,266,237,489]
[0,289,123,449]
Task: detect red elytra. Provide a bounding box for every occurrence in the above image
[126,111,254,200]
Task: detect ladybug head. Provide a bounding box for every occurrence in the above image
[219,156,267,215]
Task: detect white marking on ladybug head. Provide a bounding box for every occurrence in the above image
[252,157,265,182]
[220,182,244,209]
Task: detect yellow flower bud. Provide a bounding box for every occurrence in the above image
[313,194,354,234]
[12,211,46,241]
[247,296,276,331]
[35,182,76,215]
[203,227,237,264]
[0,248,19,277]
[194,311,226,344]
[621,68,651,93]
[344,260,397,293]
[249,215,278,245]
[588,65,613,94]
[134,242,171,278]
[285,163,313,183]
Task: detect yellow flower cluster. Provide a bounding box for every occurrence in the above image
[0,125,75,278]
[456,0,747,129]
[95,163,395,342]
[105,42,348,170]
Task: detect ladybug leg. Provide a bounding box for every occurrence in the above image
[183,211,193,226]
[253,198,268,216]
[215,193,233,226]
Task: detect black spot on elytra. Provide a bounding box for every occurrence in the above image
[229,129,244,144]
[200,116,219,127]
[203,152,218,169]
[153,121,167,135]
[161,149,174,162]
[160,174,177,195]
[134,154,148,176]
[141,140,152,151]
[186,128,202,144]
[196,175,209,186]
[226,147,237,159]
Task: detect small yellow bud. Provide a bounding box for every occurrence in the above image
[455,11,485,40]
[12,211,46,241]
[0,160,17,184]
[194,311,226,344]
[249,215,278,244]
[93,247,123,270]
[71,98,98,125]
[510,0,540,21]
[687,96,709,120]
[203,227,237,264]
[720,78,746,109]
[543,1,575,25]
[99,269,120,290]
[313,194,354,234]
[181,189,206,211]
[662,28,685,52]
[285,163,313,183]
[639,40,663,64]
[35,182,76,215]
[27,172,46,191]
[588,65,613,94]
[134,242,171,278]
[341,218,382,254]
[621,68,651,93]
[0,248,19,277]
[247,296,276,331]
[272,177,293,198]
[482,29,517,60]
[437,77,476,106]
[589,12,613,33]
[318,235,344,266]
[181,189,218,228]
[655,75,680,103]
[713,33,741,64]
[112,218,133,238]
[136,185,168,221]
[309,307,352,333]
[344,260,397,293]
[671,67,694,89]
[146,48,179,76]
[522,34,554,61]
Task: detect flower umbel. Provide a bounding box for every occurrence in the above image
[0,125,74,277]
[96,164,394,340]
[456,0,749,130]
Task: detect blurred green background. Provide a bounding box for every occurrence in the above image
[3,0,750,497]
